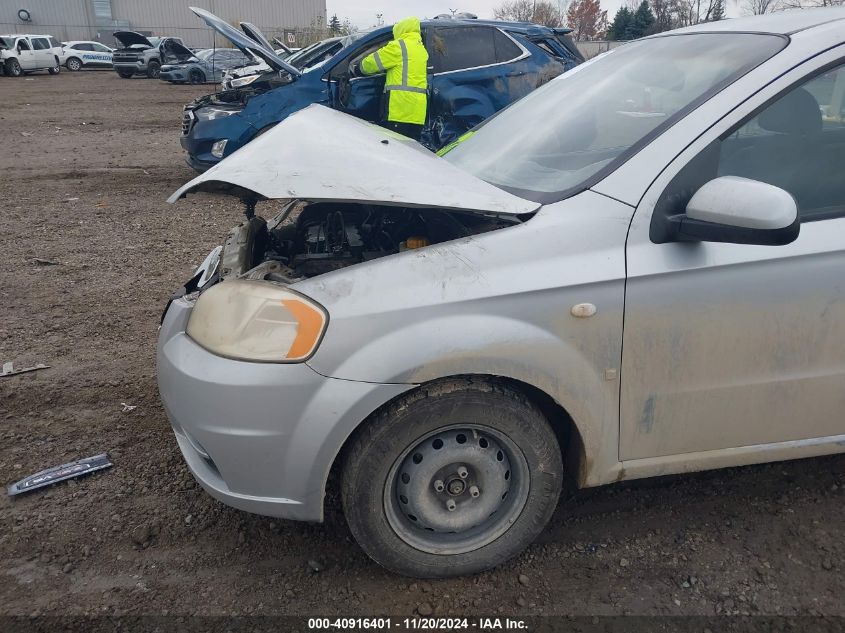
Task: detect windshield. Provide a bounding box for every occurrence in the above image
[0,37,14,49]
[444,33,786,202]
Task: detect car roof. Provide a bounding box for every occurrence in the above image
[361,19,569,38]
[664,6,845,36]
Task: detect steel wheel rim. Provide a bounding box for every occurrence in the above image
[383,424,530,555]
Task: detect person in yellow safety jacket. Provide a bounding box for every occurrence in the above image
[359,16,429,141]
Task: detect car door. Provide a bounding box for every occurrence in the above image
[328,35,391,124]
[16,38,36,70]
[30,37,53,67]
[427,25,532,148]
[620,51,845,461]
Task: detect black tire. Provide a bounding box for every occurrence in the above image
[47,58,60,75]
[66,57,82,72]
[146,60,160,79]
[188,68,205,84]
[117,70,134,79]
[5,58,22,77]
[342,378,562,578]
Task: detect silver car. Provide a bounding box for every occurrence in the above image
[159,8,845,578]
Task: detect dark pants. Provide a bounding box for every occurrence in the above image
[385,121,424,141]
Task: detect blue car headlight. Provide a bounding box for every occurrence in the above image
[195,107,242,122]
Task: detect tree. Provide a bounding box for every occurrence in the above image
[628,0,656,38]
[607,6,632,40]
[709,0,725,19]
[741,0,779,12]
[494,0,566,26]
[566,0,607,40]
[328,14,341,34]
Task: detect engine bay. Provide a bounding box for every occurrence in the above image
[216,201,520,283]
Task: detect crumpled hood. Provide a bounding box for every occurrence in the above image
[161,39,196,64]
[393,16,422,40]
[168,104,538,216]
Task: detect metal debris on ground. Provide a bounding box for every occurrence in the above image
[121,403,137,413]
[0,362,49,378]
[7,454,113,497]
[32,258,59,266]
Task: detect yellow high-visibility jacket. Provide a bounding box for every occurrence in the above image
[361,17,429,126]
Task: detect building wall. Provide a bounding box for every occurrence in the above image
[0,0,327,47]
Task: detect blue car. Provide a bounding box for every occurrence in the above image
[181,8,583,172]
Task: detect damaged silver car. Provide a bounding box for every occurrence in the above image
[159,8,845,577]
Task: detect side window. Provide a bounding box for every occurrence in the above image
[17,39,31,51]
[717,63,845,221]
[653,61,845,239]
[76,43,94,51]
[493,30,523,63]
[93,43,111,52]
[32,38,50,50]
[429,27,499,73]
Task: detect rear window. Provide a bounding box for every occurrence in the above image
[430,26,521,73]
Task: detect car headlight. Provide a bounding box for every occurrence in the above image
[186,280,328,363]
[195,106,242,122]
[228,74,260,89]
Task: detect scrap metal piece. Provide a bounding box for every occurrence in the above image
[1,362,49,377]
[8,454,113,497]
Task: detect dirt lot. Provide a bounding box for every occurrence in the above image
[1,71,844,620]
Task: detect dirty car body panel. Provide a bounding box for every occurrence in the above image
[180,13,582,171]
[160,8,845,573]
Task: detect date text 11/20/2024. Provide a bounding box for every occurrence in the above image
[307,618,529,630]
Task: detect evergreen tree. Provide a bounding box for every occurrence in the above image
[628,1,656,38]
[607,7,632,41]
[328,14,342,34]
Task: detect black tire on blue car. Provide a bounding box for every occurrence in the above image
[188,68,205,84]
[341,378,563,578]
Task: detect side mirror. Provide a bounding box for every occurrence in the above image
[669,176,799,246]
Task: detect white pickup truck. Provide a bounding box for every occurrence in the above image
[0,34,62,76]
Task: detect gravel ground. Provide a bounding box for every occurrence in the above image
[1,71,844,620]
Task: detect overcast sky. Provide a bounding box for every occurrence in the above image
[326,0,741,29]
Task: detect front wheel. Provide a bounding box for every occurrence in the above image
[146,60,160,79]
[48,61,60,75]
[188,68,205,84]
[116,70,134,79]
[66,57,82,71]
[342,379,562,578]
[5,58,22,77]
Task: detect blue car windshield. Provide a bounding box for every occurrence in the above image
[443,33,786,203]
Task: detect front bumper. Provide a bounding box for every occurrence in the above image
[160,67,187,82]
[157,295,411,522]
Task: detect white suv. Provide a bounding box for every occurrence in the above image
[59,41,114,71]
[0,34,62,76]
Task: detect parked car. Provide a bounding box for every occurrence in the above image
[59,41,114,71]
[112,31,183,79]
[160,42,251,84]
[160,7,845,578]
[181,7,583,171]
[0,34,62,76]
